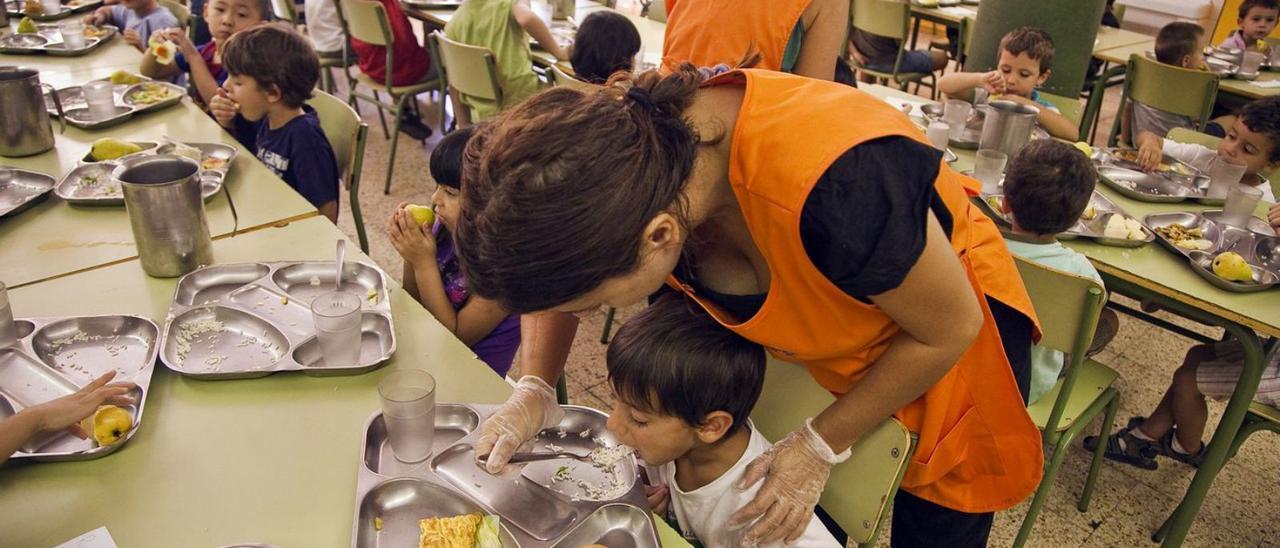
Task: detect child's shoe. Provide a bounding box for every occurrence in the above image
[1083,416,1160,470]
[1156,430,1205,468]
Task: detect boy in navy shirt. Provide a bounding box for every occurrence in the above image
[209,24,339,222]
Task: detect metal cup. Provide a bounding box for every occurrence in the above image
[979,100,1039,159]
[115,155,214,277]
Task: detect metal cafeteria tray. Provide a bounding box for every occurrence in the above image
[978,190,1154,247]
[0,314,158,461]
[1145,211,1280,292]
[0,24,116,55]
[4,0,102,20]
[56,141,237,205]
[159,261,396,379]
[43,80,185,130]
[1091,147,1217,204]
[351,404,660,547]
[1202,209,1277,237]
[0,168,55,220]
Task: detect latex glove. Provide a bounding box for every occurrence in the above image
[474,376,563,474]
[728,418,850,545]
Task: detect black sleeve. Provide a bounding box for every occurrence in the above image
[799,136,944,299]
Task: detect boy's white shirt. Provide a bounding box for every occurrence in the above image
[1162,139,1276,202]
[657,421,841,548]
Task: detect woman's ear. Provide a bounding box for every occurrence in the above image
[643,212,684,252]
[694,411,735,444]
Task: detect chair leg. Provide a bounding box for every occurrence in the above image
[372,90,390,140]
[383,95,409,195]
[555,373,569,405]
[1078,390,1120,512]
[1013,437,1072,548]
[599,307,617,344]
[320,68,334,94]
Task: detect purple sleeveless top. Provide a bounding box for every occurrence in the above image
[434,222,520,377]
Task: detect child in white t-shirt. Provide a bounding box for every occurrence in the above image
[602,295,840,548]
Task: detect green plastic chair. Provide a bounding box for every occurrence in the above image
[318,0,358,95]
[1037,90,1085,137]
[964,0,1105,96]
[750,357,914,548]
[927,16,972,74]
[1226,401,1280,460]
[1011,257,1122,548]
[346,0,441,195]
[1107,53,1220,147]
[307,89,371,252]
[851,0,938,100]
[429,31,506,126]
[550,64,599,91]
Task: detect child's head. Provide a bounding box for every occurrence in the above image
[1003,140,1096,237]
[429,126,478,231]
[221,24,318,119]
[1220,97,1280,176]
[120,0,158,13]
[1237,0,1280,43]
[570,11,641,84]
[1154,22,1205,68]
[204,0,272,46]
[605,294,765,466]
[996,27,1054,98]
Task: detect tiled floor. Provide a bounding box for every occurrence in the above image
[319,26,1279,547]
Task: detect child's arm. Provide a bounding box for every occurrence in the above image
[161,28,220,104]
[792,0,848,81]
[1269,203,1280,229]
[139,28,186,80]
[511,0,568,61]
[0,372,135,465]
[1133,130,1166,171]
[937,70,1002,102]
[85,6,111,26]
[1001,94,1079,141]
[388,211,512,345]
[317,201,338,223]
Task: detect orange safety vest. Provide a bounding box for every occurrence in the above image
[668,69,1044,513]
[661,0,810,72]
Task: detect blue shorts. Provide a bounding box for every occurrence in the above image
[866,50,936,75]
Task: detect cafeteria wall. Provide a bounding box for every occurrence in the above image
[964,0,1107,97]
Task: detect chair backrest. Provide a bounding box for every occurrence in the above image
[345,0,392,46]
[1125,53,1219,122]
[430,31,503,104]
[1167,126,1221,149]
[1112,3,1126,24]
[270,0,298,23]
[852,0,910,41]
[158,0,191,29]
[550,64,598,91]
[647,0,666,22]
[1037,91,1082,126]
[750,357,913,547]
[307,89,371,251]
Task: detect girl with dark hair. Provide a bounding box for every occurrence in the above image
[570,11,641,84]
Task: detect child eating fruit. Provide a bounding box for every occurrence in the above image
[140,0,271,106]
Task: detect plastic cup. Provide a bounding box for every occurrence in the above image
[926,121,950,150]
[310,290,362,367]
[81,80,116,120]
[59,19,85,49]
[944,100,972,140]
[1222,184,1263,227]
[379,369,437,463]
[40,0,59,14]
[1241,51,1265,75]
[974,149,1008,194]
[1206,156,1248,198]
[0,281,16,349]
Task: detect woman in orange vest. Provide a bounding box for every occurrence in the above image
[457,65,1044,546]
[661,0,848,80]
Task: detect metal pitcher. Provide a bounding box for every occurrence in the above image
[0,66,64,157]
[978,100,1039,159]
[115,155,214,277]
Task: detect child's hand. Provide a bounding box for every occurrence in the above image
[1269,203,1280,230]
[1136,139,1164,172]
[122,28,141,49]
[979,70,1006,95]
[209,87,239,128]
[155,28,196,57]
[29,371,136,437]
[387,206,437,265]
[644,484,670,515]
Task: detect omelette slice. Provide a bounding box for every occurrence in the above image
[419,513,482,548]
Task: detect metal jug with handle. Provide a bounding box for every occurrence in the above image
[978,99,1039,159]
[0,66,64,157]
[115,155,214,277]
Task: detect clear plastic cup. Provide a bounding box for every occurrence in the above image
[1241,51,1265,75]
[1207,156,1248,198]
[40,0,60,14]
[974,149,1008,194]
[379,369,436,463]
[926,121,950,150]
[1222,184,1263,227]
[944,100,972,140]
[81,80,117,120]
[59,19,85,49]
[0,282,16,349]
[310,290,362,367]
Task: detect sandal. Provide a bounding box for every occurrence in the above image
[1083,416,1160,470]
[1156,430,1205,468]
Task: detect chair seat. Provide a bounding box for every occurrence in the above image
[353,71,439,96]
[1251,401,1280,424]
[1028,359,1119,433]
[857,66,932,84]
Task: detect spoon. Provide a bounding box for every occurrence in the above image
[480,450,593,464]
[335,239,346,291]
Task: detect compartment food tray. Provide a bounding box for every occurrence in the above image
[4,0,102,20]
[0,168,55,219]
[1145,211,1280,292]
[977,190,1154,247]
[56,141,237,205]
[0,24,116,55]
[1091,147,1218,204]
[43,80,185,130]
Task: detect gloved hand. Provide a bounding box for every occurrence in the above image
[728,418,850,545]
[474,376,563,474]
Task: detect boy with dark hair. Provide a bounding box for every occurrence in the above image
[570,11,641,84]
[1127,22,1224,140]
[1134,96,1280,202]
[938,26,1079,140]
[1221,0,1280,52]
[209,24,341,222]
[998,140,1114,404]
[605,295,840,548]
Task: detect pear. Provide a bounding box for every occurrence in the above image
[1212,252,1254,283]
[16,16,38,34]
[109,70,144,86]
[78,405,133,446]
[90,138,143,161]
[1072,141,1093,158]
[404,204,435,226]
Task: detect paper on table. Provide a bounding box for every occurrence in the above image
[55,527,118,548]
[1248,79,1280,88]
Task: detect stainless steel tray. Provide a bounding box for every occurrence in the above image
[0,168,55,220]
[44,80,185,130]
[0,314,158,461]
[4,0,102,20]
[1202,209,1277,236]
[159,261,396,379]
[1092,147,1216,204]
[977,190,1154,247]
[0,24,116,55]
[56,141,236,205]
[1145,211,1280,292]
[352,404,659,547]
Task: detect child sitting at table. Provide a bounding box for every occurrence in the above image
[998,140,1117,405]
[605,294,841,548]
[937,26,1079,141]
[140,0,272,107]
[1134,96,1280,202]
[445,0,569,124]
[849,20,948,82]
[386,126,521,377]
[1122,22,1227,142]
[85,0,180,52]
[1220,0,1279,53]
[570,11,641,83]
[350,0,434,139]
[0,371,136,464]
[209,24,340,222]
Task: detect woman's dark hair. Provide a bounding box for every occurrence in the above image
[570,11,642,84]
[1004,140,1097,235]
[429,126,478,189]
[1154,22,1204,65]
[607,294,765,434]
[1240,96,1280,162]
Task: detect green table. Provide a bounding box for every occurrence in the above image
[0,34,143,75]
